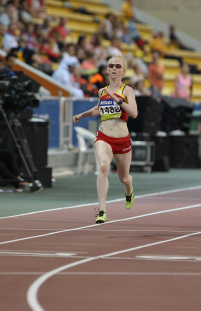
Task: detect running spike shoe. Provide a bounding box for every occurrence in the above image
[96,210,107,224]
[125,187,134,209]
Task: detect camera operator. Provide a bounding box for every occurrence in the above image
[0,53,16,74]
[0,148,42,193]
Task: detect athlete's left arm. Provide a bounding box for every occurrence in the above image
[123,86,138,119]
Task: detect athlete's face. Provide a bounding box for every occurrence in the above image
[107,58,125,79]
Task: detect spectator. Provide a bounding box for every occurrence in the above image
[148,52,165,101]
[0,3,15,26]
[130,64,145,86]
[52,56,84,98]
[169,25,194,51]
[150,31,169,55]
[107,37,123,57]
[76,46,86,64]
[122,0,142,23]
[134,80,151,96]
[4,52,16,71]
[77,33,91,51]
[2,22,18,51]
[19,0,33,24]
[48,31,61,55]
[172,62,192,100]
[49,17,69,51]
[23,0,47,19]
[89,65,107,94]
[81,50,96,70]
[62,43,76,59]
[24,22,36,50]
[100,12,114,40]
[90,33,108,66]
[127,19,147,51]
[42,18,51,36]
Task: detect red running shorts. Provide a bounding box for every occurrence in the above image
[94,130,132,154]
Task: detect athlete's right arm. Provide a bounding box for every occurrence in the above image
[73,89,103,124]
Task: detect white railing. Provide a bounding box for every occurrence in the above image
[59,97,73,149]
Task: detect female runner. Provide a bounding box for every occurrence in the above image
[73,55,138,223]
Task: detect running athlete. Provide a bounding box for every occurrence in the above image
[73,55,138,223]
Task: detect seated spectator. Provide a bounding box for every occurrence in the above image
[169,25,194,51]
[125,52,149,76]
[39,38,60,63]
[49,17,69,51]
[42,18,51,36]
[113,18,124,39]
[62,43,76,59]
[2,22,19,52]
[76,33,91,52]
[107,37,123,57]
[81,50,96,70]
[48,31,61,55]
[134,80,151,96]
[90,33,108,66]
[23,0,47,19]
[52,56,84,98]
[19,0,33,24]
[130,64,145,86]
[122,0,142,23]
[24,22,36,50]
[150,31,173,57]
[172,62,192,100]
[148,52,165,101]
[99,12,114,40]
[89,65,107,94]
[127,19,147,51]
[76,46,86,64]
[0,3,15,26]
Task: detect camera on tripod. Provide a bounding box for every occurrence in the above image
[0,73,39,116]
[0,72,43,192]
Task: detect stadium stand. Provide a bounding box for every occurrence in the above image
[1,0,201,101]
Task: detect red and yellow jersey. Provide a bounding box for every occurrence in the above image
[99,84,128,122]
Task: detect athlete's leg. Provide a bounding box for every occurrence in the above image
[95,140,113,211]
[114,151,133,195]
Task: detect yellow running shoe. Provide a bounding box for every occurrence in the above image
[125,187,134,209]
[96,210,107,224]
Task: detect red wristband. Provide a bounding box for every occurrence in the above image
[117,98,123,105]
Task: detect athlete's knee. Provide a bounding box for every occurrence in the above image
[119,175,132,185]
[119,176,128,184]
[99,160,110,175]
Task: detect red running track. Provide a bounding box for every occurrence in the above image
[0,186,201,311]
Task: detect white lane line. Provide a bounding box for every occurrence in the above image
[0,228,197,233]
[1,185,201,220]
[2,272,201,276]
[1,203,201,246]
[136,255,201,261]
[27,229,201,311]
[0,251,77,258]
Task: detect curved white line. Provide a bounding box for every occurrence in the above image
[27,229,201,311]
[1,185,201,220]
[1,203,201,246]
